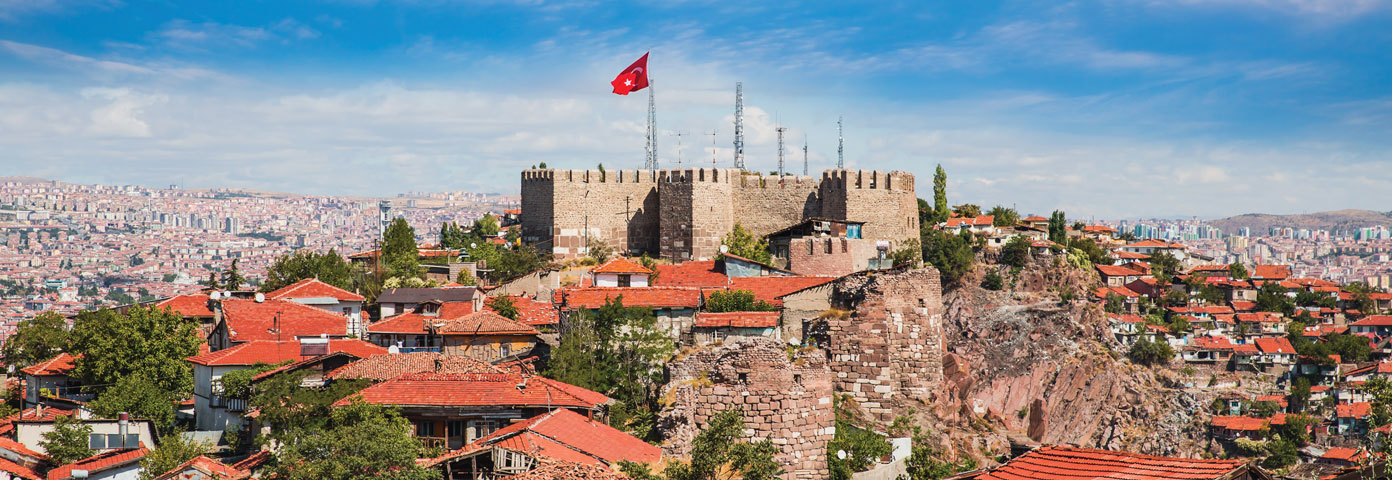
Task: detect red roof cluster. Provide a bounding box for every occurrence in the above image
[265,278,365,302]
[186,339,386,366]
[694,311,780,328]
[220,298,349,343]
[944,215,994,228]
[338,372,608,409]
[1337,402,1372,419]
[449,408,662,467]
[1251,264,1291,280]
[1096,265,1144,277]
[1254,337,1296,355]
[1352,315,1392,327]
[366,311,538,336]
[327,352,506,381]
[155,294,214,317]
[47,446,148,480]
[961,445,1248,480]
[557,287,702,309]
[20,353,78,377]
[725,276,837,306]
[652,260,728,288]
[485,296,558,327]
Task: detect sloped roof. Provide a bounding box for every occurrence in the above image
[21,353,78,377]
[0,457,40,480]
[0,407,76,435]
[220,298,348,343]
[1255,337,1296,355]
[155,294,214,317]
[47,447,149,480]
[366,311,538,336]
[1251,264,1291,280]
[479,408,661,465]
[1352,315,1392,327]
[591,257,653,275]
[652,260,728,288]
[186,339,386,366]
[1124,239,1187,249]
[377,287,476,304]
[694,311,780,328]
[485,296,558,327]
[326,352,506,381]
[728,275,838,306]
[959,445,1250,480]
[337,372,607,409]
[265,278,365,302]
[151,455,249,480]
[557,287,702,309]
[0,436,46,460]
[1096,265,1142,277]
[1338,402,1372,419]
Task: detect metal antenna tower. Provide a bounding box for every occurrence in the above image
[708,129,718,166]
[670,131,686,165]
[776,126,787,176]
[837,116,844,169]
[802,136,809,176]
[645,81,657,170]
[733,82,745,170]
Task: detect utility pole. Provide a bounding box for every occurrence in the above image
[733,82,745,170]
[776,126,787,176]
[802,136,809,176]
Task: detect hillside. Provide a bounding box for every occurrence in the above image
[1208,209,1391,234]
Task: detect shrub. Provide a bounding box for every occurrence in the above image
[1128,337,1174,366]
[981,271,1004,291]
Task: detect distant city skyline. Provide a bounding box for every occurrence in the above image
[1,1,1389,219]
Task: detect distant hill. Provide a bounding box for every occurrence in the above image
[1209,209,1392,234]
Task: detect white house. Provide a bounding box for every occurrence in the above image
[264,278,368,337]
[590,258,653,287]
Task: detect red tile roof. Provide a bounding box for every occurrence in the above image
[220,298,349,343]
[367,311,538,336]
[0,435,47,460]
[1255,337,1297,355]
[476,408,661,465]
[326,353,507,381]
[1093,286,1139,299]
[47,447,148,480]
[1353,315,1392,327]
[652,260,728,288]
[0,457,40,480]
[1235,312,1283,323]
[337,372,608,409]
[437,301,475,318]
[557,287,702,309]
[20,353,78,377]
[152,455,250,480]
[1124,239,1187,249]
[1231,301,1256,312]
[963,445,1248,480]
[1251,265,1291,280]
[366,313,435,335]
[505,459,630,480]
[591,257,653,275]
[186,339,386,366]
[1322,447,1365,462]
[1110,251,1150,260]
[1108,314,1143,324]
[265,278,365,302]
[1337,402,1372,419]
[1211,415,1270,432]
[1188,336,1235,351]
[230,450,271,472]
[485,296,558,327]
[0,407,76,435]
[727,276,837,306]
[945,215,994,227]
[1096,265,1143,277]
[1188,265,1231,273]
[694,311,780,328]
[155,294,214,317]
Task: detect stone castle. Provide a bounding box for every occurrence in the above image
[520,168,920,260]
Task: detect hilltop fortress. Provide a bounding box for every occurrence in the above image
[521,168,919,261]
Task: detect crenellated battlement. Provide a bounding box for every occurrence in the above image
[820,169,915,191]
[521,168,657,184]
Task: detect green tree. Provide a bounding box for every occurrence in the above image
[922,229,974,284]
[545,297,674,437]
[2,311,70,368]
[981,271,1004,291]
[382,218,421,280]
[706,290,777,312]
[986,205,1020,227]
[268,402,436,480]
[41,415,93,465]
[586,235,613,263]
[719,223,772,264]
[1263,437,1298,469]
[1290,377,1311,413]
[1256,282,1295,316]
[1127,337,1174,366]
[827,395,892,480]
[250,371,370,448]
[664,408,784,480]
[1070,238,1113,266]
[952,204,981,218]
[69,305,203,398]
[1105,294,1125,314]
[1000,235,1031,268]
[472,214,501,238]
[486,296,519,320]
[89,374,176,433]
[1229,262,1249,280]
[1148,251,1182,284]
[917,198,933,225]
[1047,210,1067,245]
[138,430,211,480]
[932,165,949,224]
[218,362,287,400]
[260,249,355,293]
[889,238,922,268]
[220,259,246,291]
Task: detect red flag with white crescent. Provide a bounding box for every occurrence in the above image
[610,52,649,95]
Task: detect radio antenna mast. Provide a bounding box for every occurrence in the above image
[645,81,658,170]
[837,116,844,169]
[802,136,809,176]
[733,82,745,170]
[670,131,686,166]
[709,129,718,167]
[776,126,787,176]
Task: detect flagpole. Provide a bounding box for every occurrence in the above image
[647,77,657,171]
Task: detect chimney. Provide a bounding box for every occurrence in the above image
[118,412,129,448]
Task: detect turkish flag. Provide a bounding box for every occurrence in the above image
[610,52,649,95]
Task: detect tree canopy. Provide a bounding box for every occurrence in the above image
[70,305,203,398]
[1228,262,1249,280]
[1047,211,1067,245]
[138,430,211,480]
[89,373,177,433]
[1000,235,1031,268]
[986,205,1019,227]
[931,165,949,224]
[249,371,371,448]
[922,228,975,285]
[261,249,355,293]
[719,223,772,264]
[660,408,784,480]
[2,311,69,368]
[706,290,777,312]
[267,402,436,480]
[381,218,421,280]
[41,415,93,466]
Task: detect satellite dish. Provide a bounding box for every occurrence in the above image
[836,450,847,460]
[720,245,729,253]
[209,291,221,300]
[470,243,477,249]
[254,292,265,303]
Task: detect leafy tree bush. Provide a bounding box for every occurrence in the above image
[981,271,1004,291]
[903,428,978,480]
[269,402,436,480]
[986,206,1019,227]
[922,228,974,284]
[89,373,176,433]
[1127,337,1174,366]
[261,249,354,293]
[828,395,892,480]
[70,305,203,398]
[382,218,421,279]
[219,259,247,291]
[41,415,93,465]
[1229,262,1249,280]
[663,408,783,480]
[2,311,69,368]
[1069,237,1112,266]
[931,165,949,224]
[889,238,922,268]
[1104,294,1125,314]
[1047,211,1067,245]
[952,204,981,218]
[706,290,777,312]
[585,236,613,263]
[1263,437,1298,469]
[1000,235,1031,268]
[138,430,211,480]
[486,296,519,320]
[1148,251,1181,284]
[250,371,370,448]
[1256,282,1295,316]
[718,223,772,264]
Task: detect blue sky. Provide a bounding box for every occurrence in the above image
[1,0,1389,219]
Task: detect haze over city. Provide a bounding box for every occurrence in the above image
[2,1,1390,218]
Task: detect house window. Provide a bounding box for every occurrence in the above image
[468,420,500,442]
[618,274,631,287]
[416,421,436,437]
[447,421,465,439]
[807,238,814,255]
[500,343,511,358]
[738,372,748,383]
[824,238,832,254]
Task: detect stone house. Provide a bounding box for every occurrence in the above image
[367,311,539,362]
[377,287,481,319]
[690,311,781,345]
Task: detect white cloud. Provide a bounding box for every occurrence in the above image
[80,87,165,137]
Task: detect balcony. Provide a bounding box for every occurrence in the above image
[418,436,448,449]
[396,346,442,354]
[210,395,248,412]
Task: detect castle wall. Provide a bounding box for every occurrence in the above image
[522,168,917,261]
[825,268,944,421]
[661,338,834,480]
[521,169,660,257]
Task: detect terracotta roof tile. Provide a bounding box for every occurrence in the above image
[325,352,506,381]
[20,353,78,377]
[0,457,41,480]
[367,311,538,336]
[1352,315,1392,327]
[155,294,214,317]
[1337,402,1371,419]
[1251,265,1291,280]
[47,447,148,480]
[477,409,661,465]
[1255,337,1297,355]
[337,372,607,409]
[558,287,702,309]
[968,445,1248,480]
[220,298,349,343]
[485,296,558,327]
[652,261,727,288]
[694,311,780,328]
[186,339,386,366]
[265,278,365,302]
[591,257,653,275]
[506,459,630,480]
[0,407,76,435]
[151,454,250,480]
[726,276,837,306]
[230,450,271,472]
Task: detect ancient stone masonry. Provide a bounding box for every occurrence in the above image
[521,168,917,261]
[822,268,945,421]
[660,338,835,480]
